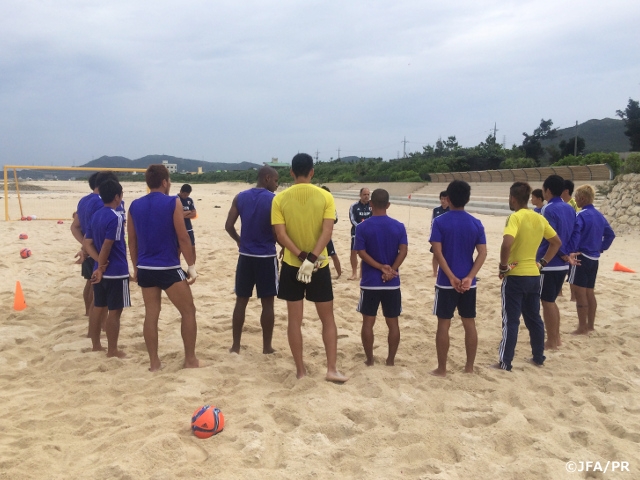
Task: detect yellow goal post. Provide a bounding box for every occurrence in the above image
[3,165,150,221]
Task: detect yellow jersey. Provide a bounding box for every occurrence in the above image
[503,208,557,276]
[271,183,334,268]
[568,197,580,212]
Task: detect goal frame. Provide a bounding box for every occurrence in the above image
[3,165,149,221]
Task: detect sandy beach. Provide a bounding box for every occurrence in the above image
[1,181,639,480]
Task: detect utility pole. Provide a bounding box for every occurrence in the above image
[493,122,498,141]
[574,121,579,156]
[315,149,320,162]
[337,147,341,160]
[502,135,506,148]
[402,136,408,157]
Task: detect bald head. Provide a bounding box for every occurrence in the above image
[257,166,279,192]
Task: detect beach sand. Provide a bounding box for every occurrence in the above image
[1,181,639,479]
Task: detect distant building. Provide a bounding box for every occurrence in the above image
[263,158,290,169]
[162,160,177,173]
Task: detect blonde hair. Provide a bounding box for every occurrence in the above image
[574,184,595,204]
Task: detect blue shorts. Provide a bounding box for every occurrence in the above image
[137,268,187,290]
[187,230,195,246]
[326,239,336,257]
[568,255,599,289]
[93,278,131,310]
[235,255,278,298]
[357,288,402,318]
[539,270,567,302]
[277,263,333,303]
[433,287,477,319]
[82,257,95,280]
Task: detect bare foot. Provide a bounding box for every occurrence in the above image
[149,361,162,372]
[430,368,446,377]
[572,328,589,335]
[296,369,307,379]
[544,340,558,350]
[229,345,240,354]
[347,274,358,281]
[184,358,201,369]
[263,347,276,354]
[107,350,126,359]
[385,358,395,366]
[464,365,474,374]
[364,358,374,366]
[326,371,349,383]
[91,344,105,352]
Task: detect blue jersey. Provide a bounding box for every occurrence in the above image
[179,196,195,231]
[349,201,372,236]
[77,193,103,236]
[429,210,486,288]
[354,215,407,289]
[129,192,180,269]
[538,197,576,270]
[85,206,129,278]
[570,204,615,260]
[237,188,276,257]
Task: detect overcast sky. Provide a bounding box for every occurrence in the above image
[2,0,639,167]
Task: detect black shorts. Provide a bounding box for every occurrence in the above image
[187,230,195,246]
[357,288,402,318]
[350,235,356,250]
[137,268,187,290]
[326,239,336,257]
[568,255,599,289]
[433,287,477,319]
[94,278,131,310]
[277,262,333,303]
[82,257,95,280]
[539,270,567,302]
[235,255,278,298]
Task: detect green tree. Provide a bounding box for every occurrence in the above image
[521,119,557,162]
[616,98,640,151]
[559,136,586,157]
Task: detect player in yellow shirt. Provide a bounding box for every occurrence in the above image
[272,153,348,382]
[495,182,562,371]
[562,179,580,213]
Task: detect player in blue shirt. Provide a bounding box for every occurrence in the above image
[178,184,197,262]
[538,175,577,350]
[84,179,130,358]
[128,164,199,372]
[531,189,544,213]
[71,171,118,330]
[354,189,408,366]
[430,191,449,276]
[567,184,615,335]
[225,166,279,355]
[429,180,487,376]
[348,188,372,280]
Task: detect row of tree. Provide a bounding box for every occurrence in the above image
[120,98,640,184]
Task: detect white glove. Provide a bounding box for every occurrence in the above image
[296,259,315,284]
[187,265,198,282]
[313,255,327,272]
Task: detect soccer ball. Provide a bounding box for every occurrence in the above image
[20,248,32,259]
[191,405,224,438]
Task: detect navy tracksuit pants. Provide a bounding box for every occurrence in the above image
[498,275,546,371]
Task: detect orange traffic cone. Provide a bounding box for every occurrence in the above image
[13,281,27,311]
[613,262,636,273]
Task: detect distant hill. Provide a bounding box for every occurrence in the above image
[12,155,262,180]
[541,118,629,153]
[83,155,261,173]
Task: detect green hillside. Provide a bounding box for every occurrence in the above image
[541,118,628,153]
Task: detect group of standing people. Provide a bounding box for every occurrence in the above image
[72,154,615,380]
